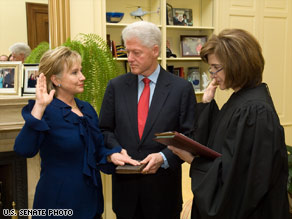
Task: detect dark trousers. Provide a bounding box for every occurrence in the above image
[116,202,145,219]
[95,214,102,219]
[116,203,180,219]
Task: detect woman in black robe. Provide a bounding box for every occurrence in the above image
[169,29,290,219]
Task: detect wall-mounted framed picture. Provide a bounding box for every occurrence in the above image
[173,8,193,26]
[181,35,208,57]
[0,61,22,96]
[166,3,174,25]
[22,64,38,95]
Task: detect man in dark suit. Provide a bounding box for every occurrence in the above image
[99,21,197,219]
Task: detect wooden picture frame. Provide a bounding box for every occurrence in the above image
[181,35,207,57]
[23,64,38,95]
[173,8,193,26]
[0,61,22,96]
[166,3,174,25]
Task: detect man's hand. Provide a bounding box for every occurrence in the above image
[109,149,140,166]
[140,153,164,174]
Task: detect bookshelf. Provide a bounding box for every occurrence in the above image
[103,0,215,95]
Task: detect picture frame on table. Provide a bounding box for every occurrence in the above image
[172,8,193,26]
[181,35,208,57]
[0,61,22,96]
[166,3,174,25]
[22,64,39,95]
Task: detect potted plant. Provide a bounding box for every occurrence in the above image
[25,41,50,64]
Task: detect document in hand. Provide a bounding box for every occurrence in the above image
[153,131,221,159]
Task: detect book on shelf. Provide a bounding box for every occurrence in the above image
[179,67,185,78]
[106,34,111,49]
[153,131,221,159]
[106,34,117,58]
[167,65,174,74]
[111,40,117,58]
[173,67,184,78]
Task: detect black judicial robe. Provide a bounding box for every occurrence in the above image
[190,83,290,219]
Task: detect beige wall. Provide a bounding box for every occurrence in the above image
[0,0,48,56]
[70,0,106,40]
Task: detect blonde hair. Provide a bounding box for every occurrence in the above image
[38,46,81,95]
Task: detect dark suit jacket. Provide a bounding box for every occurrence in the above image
[99,67,197,219]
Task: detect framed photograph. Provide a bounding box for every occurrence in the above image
[173,67,180,76]
[173,8,193,26]
[0,61,22,96]
[181,35,208,57]
[166,3,173,25]
[23,64,39,95]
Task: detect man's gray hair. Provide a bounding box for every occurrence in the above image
[122,21,161,52]
[9,42,31,58]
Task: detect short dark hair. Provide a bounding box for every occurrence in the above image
[200,29,265,89]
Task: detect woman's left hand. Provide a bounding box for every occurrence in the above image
[168,146,195,164]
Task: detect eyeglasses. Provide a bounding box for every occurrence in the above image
[208,66,223,75]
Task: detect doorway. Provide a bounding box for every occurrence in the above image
[26,3,49,50]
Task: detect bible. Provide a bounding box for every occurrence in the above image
[116,163,146,174]
[153,131,221,159]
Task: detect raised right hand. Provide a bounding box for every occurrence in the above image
[31,73,55,119]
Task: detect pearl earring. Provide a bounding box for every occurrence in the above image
[58,84,61,87]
